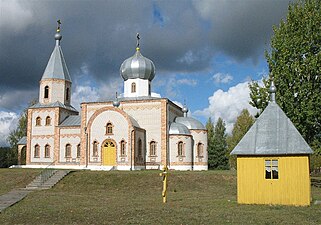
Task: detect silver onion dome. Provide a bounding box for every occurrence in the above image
[175,117,205,130]
[120,48,155,81]
[169,122,191,135]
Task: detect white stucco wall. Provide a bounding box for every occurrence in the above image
[123,101,162,164]
[30,137,54,163]
[31,110,55,136]
[124,78,150,97]
[191,130,208,166]
[169,135,192,166]
[59,136,81,163]
[88,110,130,164]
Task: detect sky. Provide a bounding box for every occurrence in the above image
[0,0,292,146]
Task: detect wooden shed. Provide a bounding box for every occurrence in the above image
[231,82,313,206]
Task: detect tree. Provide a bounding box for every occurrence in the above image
[227,109,255,169]
[5,109,28,167]
[208,118,228,170]
[206,117,215,167]
[249,0,321,147]
[5,99,36,167]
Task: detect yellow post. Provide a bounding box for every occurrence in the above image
[159,165,168,203]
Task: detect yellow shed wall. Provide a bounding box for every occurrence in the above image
[237,156,311,206]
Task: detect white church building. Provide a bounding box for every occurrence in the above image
[17,26,208,171]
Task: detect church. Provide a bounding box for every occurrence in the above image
[17,24,208,171]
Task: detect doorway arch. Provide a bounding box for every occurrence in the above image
[102,139,117,166]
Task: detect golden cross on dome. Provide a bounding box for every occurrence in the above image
[136,33,140,50]
[57,19,61,33]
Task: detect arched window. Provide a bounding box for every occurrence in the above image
[65,144,71,158]
[77,144,81,158]
[93,141,98,157]
[148,83,151,95]
[45,116,51,126]
[106,122,113,135]
[150,141,156,156]
[45,144,50,158]
[36,117,41,126]
[44,86,49,99]
[197,143,204,158]
[131,82,136,93]
[178,141,184,156]
[120,140,126,156]
[34,144,40,158]
[66,87,70,101]
[138,139,142,156]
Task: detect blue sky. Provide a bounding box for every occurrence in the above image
[0,0,292,146]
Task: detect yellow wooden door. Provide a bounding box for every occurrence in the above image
[103,141,116,166]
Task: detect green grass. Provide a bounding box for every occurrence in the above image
[0,169,321,224]
[0,169,40,195]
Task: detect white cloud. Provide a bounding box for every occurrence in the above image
[0,111,19,147]
[195,81,258,133]
[0,0,33,32]
[212,73,233,84]
[71,85,100,111]
[177,79,198,86]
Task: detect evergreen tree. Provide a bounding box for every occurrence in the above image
[208,118,228,170]
[227,109,255,169]
[248,0,321,161]
[206,117,215,168]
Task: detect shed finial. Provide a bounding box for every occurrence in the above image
[269,79,277,103]
[136,33,140,51]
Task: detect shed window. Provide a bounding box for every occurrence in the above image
[265,159,278,179]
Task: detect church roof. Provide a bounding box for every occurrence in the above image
[41,30,71,82]
[17,136,27,145]
[230,102,312,155]
[169,122,191,135]
[30,101,78,112]
[175,117,205,130]
[60,115,81,127]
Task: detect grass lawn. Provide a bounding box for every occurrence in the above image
[0,169,321,224]
[0,169,40,195]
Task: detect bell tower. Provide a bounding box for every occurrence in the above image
[39,20,72,106]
